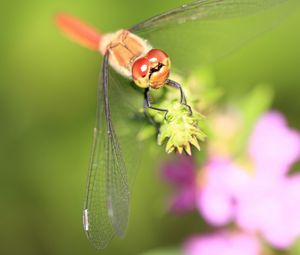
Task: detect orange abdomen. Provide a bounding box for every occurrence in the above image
[55,13,152,79]
[56,13,102,51]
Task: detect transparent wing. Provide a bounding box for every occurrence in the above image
[130,0,296,71]
[83,55,145,249]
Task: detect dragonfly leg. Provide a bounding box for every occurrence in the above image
[165,79,192,115]
[144,88,169,120]
[143,98,160,131]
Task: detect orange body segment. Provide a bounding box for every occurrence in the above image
[56,13,102,51]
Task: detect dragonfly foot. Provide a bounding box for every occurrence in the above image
[182,103,192,116]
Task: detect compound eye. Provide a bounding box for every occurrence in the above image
[147,49,169,63]
[132,57,150,80]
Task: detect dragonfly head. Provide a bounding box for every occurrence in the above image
[132,49,171,89]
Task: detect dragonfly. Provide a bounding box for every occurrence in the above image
[56,0,294,249]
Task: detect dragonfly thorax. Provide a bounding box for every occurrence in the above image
[132,49,171,89]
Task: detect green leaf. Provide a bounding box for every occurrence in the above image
[290,238,300,255]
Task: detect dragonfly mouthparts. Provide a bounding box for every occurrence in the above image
[149,63,163,75]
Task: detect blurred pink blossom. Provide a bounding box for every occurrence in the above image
[196,111,300,248]
[236,175,300,248]
[197,158,251,226]
[161,155,196,214]
[183,231,260,255]
[162,111,300,249]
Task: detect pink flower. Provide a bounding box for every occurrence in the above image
[161,155,196,214]
[183,231,260,255]
[196,111,300,248]
[161,111,300,248]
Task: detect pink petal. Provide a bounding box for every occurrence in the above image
[248,111,300,177]
[161,155,195,186]
[196,158,251,226]
[170,187,196,214]
[197,186,234,225]
[183,231,260,255]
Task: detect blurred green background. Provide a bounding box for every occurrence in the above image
[0,1,299,255]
